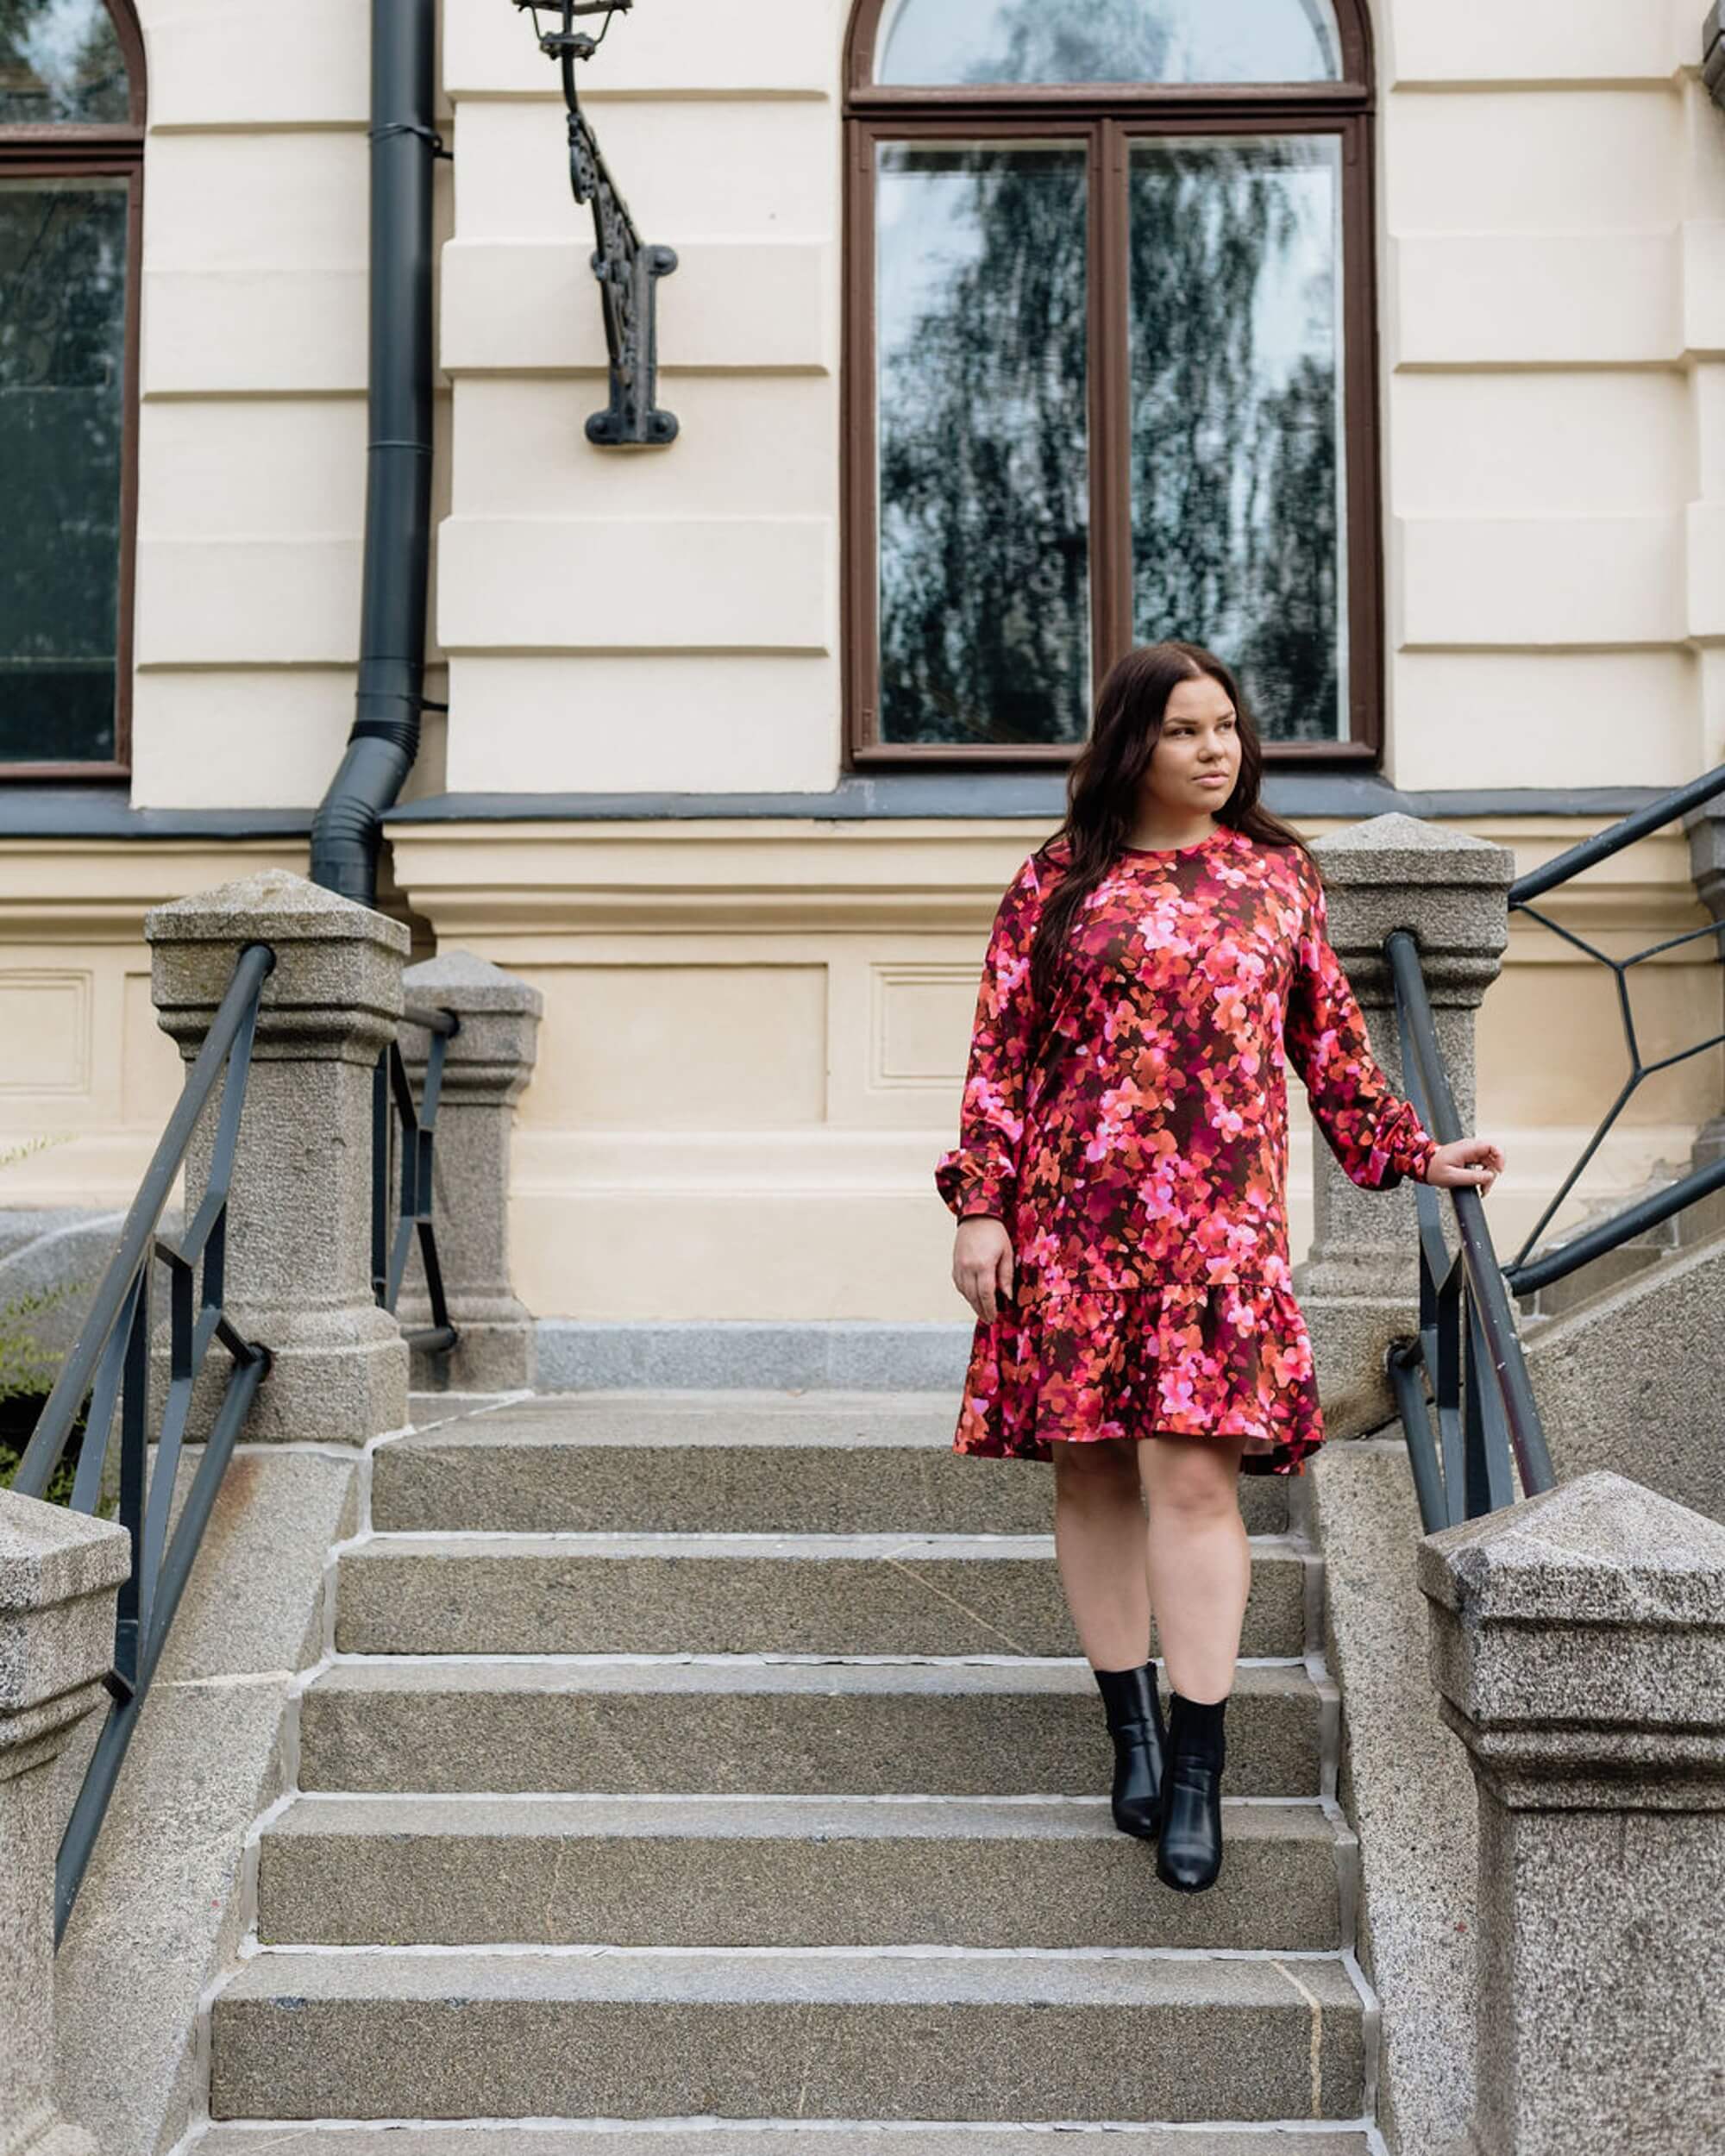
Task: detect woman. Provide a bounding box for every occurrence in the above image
[935,641,1503,1894]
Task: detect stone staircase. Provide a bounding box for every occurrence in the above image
[192,1391,1383,2152]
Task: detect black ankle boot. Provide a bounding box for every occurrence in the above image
[1156,1690,1227,1891]
[1093,1662,1166,1839]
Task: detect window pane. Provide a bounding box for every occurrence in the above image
[878,0,1340,87]
[875,142,1090,746]
[1127,137,1345,743]
[0,178,129,763]
[0,0,129,124]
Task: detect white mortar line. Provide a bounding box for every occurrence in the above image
[1339,1948,1385,2133]
[264,1789,1325,1810]
[161,1670,299,1690]
[1270,1959,1327,2120]
[1320,1796,1363,1962]
[344,1528,1305,1550]
[317,1651,1310,1668]
[233,1940,1353,1964]
[171,2115,1388,2139]
[350,1531,1060,1549]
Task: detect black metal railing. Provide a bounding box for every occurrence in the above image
[372,1003,459,1353]
[11,944,274,1942]
[1502,763,1725,1300]
[1385,931,1557,1532]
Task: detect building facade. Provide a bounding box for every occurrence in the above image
[3,0,1722,1324]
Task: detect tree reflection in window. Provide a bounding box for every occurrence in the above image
[877,0,1340,88]
[857,0,1364,752]
[0,179,128,761]
[876,144,1090,746]
[0,0,136,768]
[0,0,130,123]
[1129,139,1345,742]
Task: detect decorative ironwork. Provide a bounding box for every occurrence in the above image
[11,943,274,1942]
[1500,762,1725,1298]
[1383,929,1556,1532]
[512,0,679,446]
[373,1003,459,1353]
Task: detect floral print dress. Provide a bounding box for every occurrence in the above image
[934,823,1438,1476]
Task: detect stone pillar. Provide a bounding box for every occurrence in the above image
[147,870,411,1444]
[1293,812,1514,1436]
[0,1491,130,2156]
[397,950,543,1392]
[1420,1470,1725,2156]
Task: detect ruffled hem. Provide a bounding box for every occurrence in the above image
[951,1272,1326,1476]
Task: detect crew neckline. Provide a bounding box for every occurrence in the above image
[1119,823,1235,859]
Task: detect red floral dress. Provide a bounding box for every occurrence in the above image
[935,823,1438,1476]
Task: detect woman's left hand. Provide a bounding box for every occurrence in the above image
[1422,1137,1504,1194]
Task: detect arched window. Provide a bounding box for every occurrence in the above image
[0,0,144,776]
[844,0,1378,766]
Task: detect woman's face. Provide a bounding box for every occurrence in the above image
[1144,673,1242,816]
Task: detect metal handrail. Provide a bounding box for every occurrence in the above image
[12,943,275,1940]
[12,962,465,1941]
[372,1002,460,1353]
[1502,763,1725,1289]
[1383,929,1556,1531]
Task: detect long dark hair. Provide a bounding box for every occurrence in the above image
[1027,640,1312,1009]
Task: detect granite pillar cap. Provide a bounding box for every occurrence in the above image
[0,1490,130,1720]
[403,950,543,1018]
[1418,1470,1725,1628]
[145,868,411,954]
[1311,812,1516,889]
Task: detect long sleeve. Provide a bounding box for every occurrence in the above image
[1284,870,1440,1191]
[934,853,1047,1222]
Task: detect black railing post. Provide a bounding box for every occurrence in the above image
[374,1004,460,1356]
[1385,928,1555,1524]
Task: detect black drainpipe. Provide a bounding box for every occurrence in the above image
[310,0,439,907]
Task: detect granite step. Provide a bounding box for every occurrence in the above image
[333,1531,1310,1659]
[375,1395,1293,1539]
[194,2131,1377,2156]
[254,1791,1349,1952]
[297,1658,1327,1799]
[208,1947,1367,2123]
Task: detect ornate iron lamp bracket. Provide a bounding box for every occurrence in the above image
[514,0,679,445]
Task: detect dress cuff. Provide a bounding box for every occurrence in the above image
[934,1149,1013,1221]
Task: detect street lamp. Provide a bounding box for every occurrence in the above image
[511,1,679,445]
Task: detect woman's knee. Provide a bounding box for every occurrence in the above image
[1051,1436,1141,1507]
[1138,1433,1244,1525]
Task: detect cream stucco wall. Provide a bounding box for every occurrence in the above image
[3,0,1723,1326]
[108,0,1725,801]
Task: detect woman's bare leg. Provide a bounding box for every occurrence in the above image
[1049,1436,1152,1669]
[1138,1432,1251,1702]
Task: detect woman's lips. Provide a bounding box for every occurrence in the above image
[1196,773,1232,787]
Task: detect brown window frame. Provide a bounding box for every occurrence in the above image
[841,0,1383,770]
[0,0,147,782]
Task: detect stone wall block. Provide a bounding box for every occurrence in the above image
[0,1491,130,2156]
[1421,1470,1725,2155]
[146,870,411,1443]
[1295,813,1515,1435]
[396,950,543,1391]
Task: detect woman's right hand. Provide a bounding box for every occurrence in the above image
[953,1213,1015,1323]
